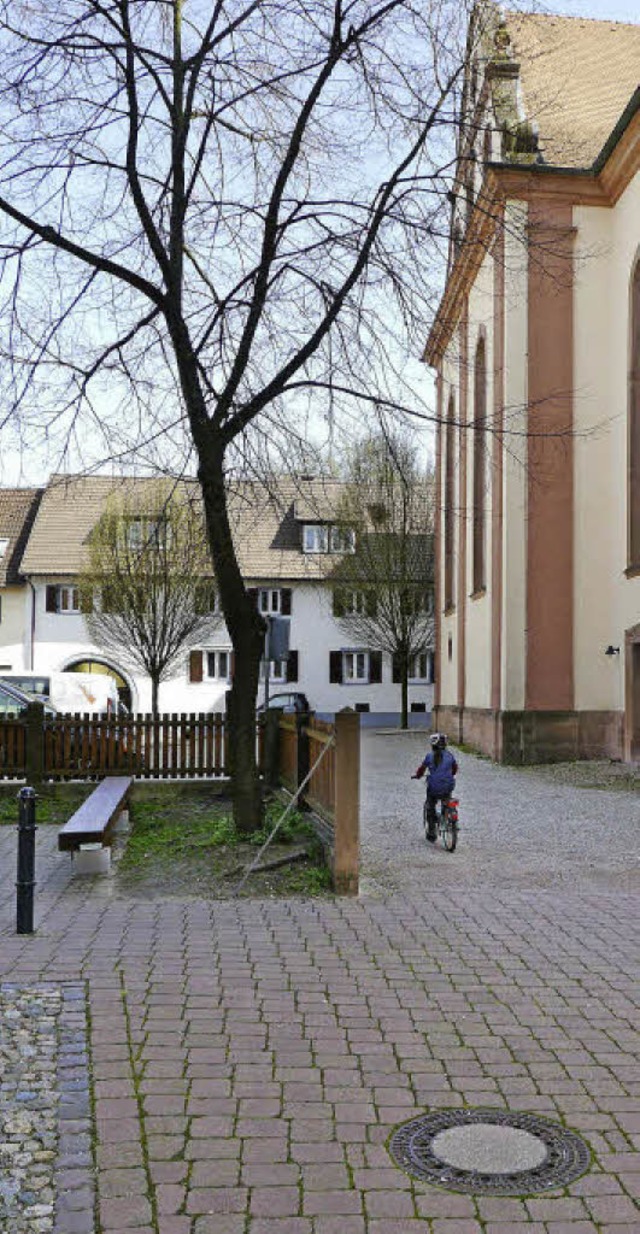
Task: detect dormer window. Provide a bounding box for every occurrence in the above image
[126,517,170,551]
[0,538,8,560]
[302,524,355,554]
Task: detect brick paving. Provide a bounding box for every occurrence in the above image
[0,743,639,1232]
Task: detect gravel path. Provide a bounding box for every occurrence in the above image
[360,731,640,897]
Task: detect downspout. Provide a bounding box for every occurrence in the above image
[28,579,36,670]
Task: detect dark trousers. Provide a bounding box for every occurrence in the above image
[426,789,447,836]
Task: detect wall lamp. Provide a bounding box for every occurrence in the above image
[604,645,620,657]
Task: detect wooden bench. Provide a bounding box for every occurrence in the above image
[59,776,133,873]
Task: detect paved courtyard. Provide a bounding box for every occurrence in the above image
[0,735,639,1233]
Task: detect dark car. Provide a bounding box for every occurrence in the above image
[256,691,310,715]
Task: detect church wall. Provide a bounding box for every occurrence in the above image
[574,168,640,723]
[437,344,461,712]
[501,202,529,712]
[464,248,495,709]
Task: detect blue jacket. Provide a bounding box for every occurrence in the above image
[421,749,457,796]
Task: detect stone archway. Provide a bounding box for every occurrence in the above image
[624,624,640,763]
[63,659,133,712]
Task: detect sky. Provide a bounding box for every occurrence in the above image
[1,0,638,487]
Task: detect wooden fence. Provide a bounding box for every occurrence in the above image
[0,707,265,782]
[275,709,359,896]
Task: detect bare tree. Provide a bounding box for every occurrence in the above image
[80,482,215,714]
[332,433,434,728]
[0,0,486,829]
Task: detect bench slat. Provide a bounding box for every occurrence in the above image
[59,776,132,852]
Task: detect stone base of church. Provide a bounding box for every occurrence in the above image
[433,705,625,764]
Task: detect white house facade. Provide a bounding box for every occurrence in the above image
[2,474,434,722]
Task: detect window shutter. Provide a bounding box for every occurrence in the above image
[392,652,402,684]
[189,650,203,684]
[332,589,345,618]
[428,651,435,685]
[246,588,258,607]
[230,652,235,680]
[46,585,58,613]
[365,591,377,618]
[369,651,383,684]
[286,649,298,682]
[329,650,343,684]
[281,588,292,616]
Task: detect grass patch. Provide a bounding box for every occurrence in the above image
[0,782,93,826]
[118,784,331,899]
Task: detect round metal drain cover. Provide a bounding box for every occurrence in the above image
[388,1108,591,1196]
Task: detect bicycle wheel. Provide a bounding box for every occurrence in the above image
[441,806,458,853]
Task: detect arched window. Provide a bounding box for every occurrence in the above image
[630,259,640,567]
[473,335,487,593]
[444,395,455,610]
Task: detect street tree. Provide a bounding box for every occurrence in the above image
[332,434,434,728]
[0,0,496,830]
[80,482,215,715]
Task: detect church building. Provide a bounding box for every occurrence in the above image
[427,7,640,761]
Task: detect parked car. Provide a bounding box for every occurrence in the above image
[256,691,310,715]
[0,680,58,716]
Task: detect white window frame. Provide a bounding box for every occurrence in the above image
[330,526,356,553]
[343,590,368,616]
[303,524,329,554]
[409,651,429,682]
[127,517,170,551]
[206,650,231,681]
[342,649,370,684]
[0,538,8,560]
[260,658,287,684]
[258,588,282,615]
[58,585,80,615]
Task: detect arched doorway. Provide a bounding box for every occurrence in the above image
[63,659,133,712]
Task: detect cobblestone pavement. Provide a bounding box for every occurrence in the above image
[0,742,637,1233]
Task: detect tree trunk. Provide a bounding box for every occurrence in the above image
[151,676,160,717]
[401,664,409,730]
[197,440,265,834]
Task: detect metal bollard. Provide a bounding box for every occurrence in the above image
[16,786,37,935]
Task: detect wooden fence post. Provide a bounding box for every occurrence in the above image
[24,702,45,787]
[333,708,360,896]
[296,709,310,794]
[263,708,283,789]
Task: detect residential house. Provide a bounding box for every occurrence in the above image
[0,488,42,681]
[426,7,640,761]
[6,473,434,721]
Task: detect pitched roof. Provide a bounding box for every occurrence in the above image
[19,473,353,582]
[503,11,640,168]
[0,489,42,585]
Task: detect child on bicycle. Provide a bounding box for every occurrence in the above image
[412,732,458,843]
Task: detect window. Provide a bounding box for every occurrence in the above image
[630,258,640,567]
[303,524,355,554]
[206,650,231,681]
[333,588,376,618]
[260,659,287,684]
[0,538,8,560]
[409,651,435,683]
[343,650,369,682]
[50,585,80,614]
[259,589,282,615]
[303,524,328,553]
[472,334,487,592]
[194,583,218,615]
[126,517,169,551]
[329,526,355,553]
[444,395,455,609]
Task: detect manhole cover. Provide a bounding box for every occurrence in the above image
[388,1108,591,1196]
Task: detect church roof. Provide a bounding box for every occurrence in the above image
[503,11,640,168]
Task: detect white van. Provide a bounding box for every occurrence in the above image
[49,672,120,716]
[1,671,120,716]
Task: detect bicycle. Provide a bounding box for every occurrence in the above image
[423,793,459,852]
